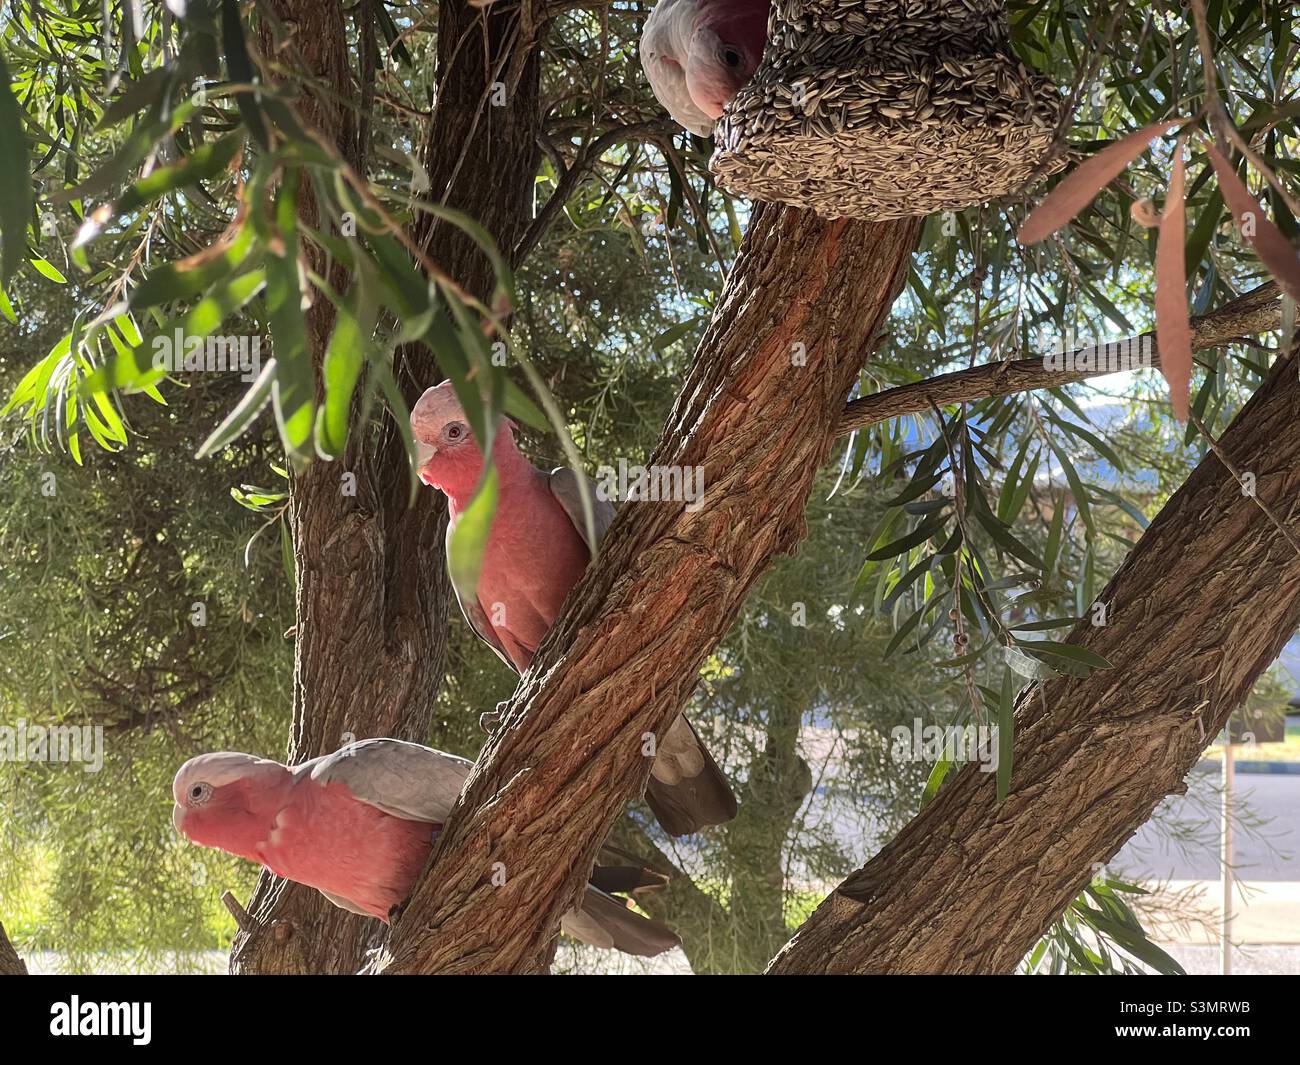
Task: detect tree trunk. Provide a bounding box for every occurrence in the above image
[0,921,26,976]
[768,338,1300,974]
[370,207,921,974]
[230,0,545,974]
[720,711,813,970]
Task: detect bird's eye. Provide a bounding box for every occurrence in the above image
[188,782,213,806]
[721,47,743,68]
[445,423,465,442]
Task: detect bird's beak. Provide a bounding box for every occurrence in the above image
[414,440,437,472]
[172,803,186,836]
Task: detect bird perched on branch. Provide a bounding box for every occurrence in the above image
[640,0,770,136]
[410,381,738,836]
[173,738,680,957]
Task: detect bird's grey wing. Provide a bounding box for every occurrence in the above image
[548,466,616,554]
[562,887,681,958]
[310,738,473,824]
[318,889,372,918]
[445,519,515,671]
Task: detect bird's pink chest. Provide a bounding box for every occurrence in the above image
[258,782,436,921]
[483,494,588,597]
[464,481,592,663]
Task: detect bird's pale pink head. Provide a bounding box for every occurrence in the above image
[686,0,769,119]
[409,381,512,500]
[172,752,289,863]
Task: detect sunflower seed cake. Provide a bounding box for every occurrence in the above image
[711,0,1066,219]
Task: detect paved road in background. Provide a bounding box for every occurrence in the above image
[1115,768,1298,881]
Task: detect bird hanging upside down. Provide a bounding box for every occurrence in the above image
[173,738,681,957]
[640,0,771,136]
[410,381,738,837]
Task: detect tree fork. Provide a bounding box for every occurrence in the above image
[769,335,1300,974]
[372,206,921,974]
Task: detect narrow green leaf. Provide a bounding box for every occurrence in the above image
[1046,435,1095,537]
[448,465,499,597]
[220,0,270,149]
[96,67,178,130]
[196,356,275,458]
[1021,638,1113,670]
[971,496,1045,569]
[921,754,953,807]
[82,269,267,396]
[996,433,1034,523]
[130,227,257,309]
[75,131,244,248]
[30,257,67,283]
[316,263,377,459]
[1010,617,1080,631]
[865,512,950,561]
[266,178,313,461]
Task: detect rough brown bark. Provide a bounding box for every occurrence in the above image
[369,206,920,974]
[768,337,1300,974]
[837,282,1280,436]
[0,921,26,975]
[229,0,545,974]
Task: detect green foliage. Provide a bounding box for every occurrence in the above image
[1024,875,1187,976]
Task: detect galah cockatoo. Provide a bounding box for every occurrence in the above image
[410,381,738,837]
[173,738,681,956]
[640,0,771,136]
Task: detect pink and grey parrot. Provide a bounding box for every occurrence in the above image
[410,381,738,837]
[640,0,771,136]
[173,737,681,957]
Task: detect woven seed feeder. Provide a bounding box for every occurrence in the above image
[711,0,1066,220]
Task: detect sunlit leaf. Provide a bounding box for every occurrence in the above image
[1156,136,1192,421]
[447,464,499,597]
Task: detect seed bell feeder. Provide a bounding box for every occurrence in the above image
[711,0,1067,220]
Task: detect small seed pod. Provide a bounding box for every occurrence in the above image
[1130,197,1161,227]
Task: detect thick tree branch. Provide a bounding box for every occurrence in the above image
[770,336,1300,974]
[836,282,1281,437]
[372,206,921,973]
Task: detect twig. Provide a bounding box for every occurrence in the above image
[222,890,258,934]
[513,121,673,264]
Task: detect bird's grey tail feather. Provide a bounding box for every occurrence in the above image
[563,887,681,957]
